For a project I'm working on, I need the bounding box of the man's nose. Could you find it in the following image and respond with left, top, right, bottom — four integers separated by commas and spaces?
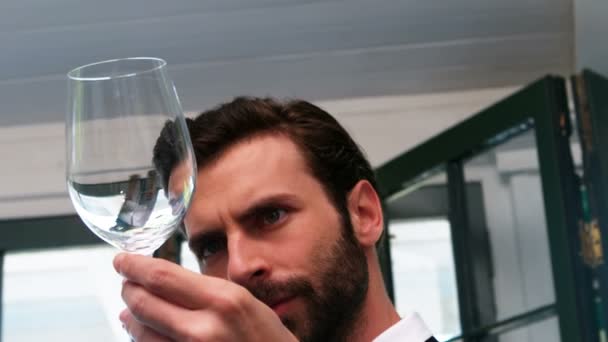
226, 233, 270, 285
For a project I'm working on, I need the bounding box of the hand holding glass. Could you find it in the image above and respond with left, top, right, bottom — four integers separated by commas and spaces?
66, 58, 196, 255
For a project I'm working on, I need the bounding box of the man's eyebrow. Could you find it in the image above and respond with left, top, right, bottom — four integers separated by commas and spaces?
188, 229, 225, 252
187, 193, 300, 250
234, 193, 300, 223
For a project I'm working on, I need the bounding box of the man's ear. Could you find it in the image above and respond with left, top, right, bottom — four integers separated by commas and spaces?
347, 180, 384, 247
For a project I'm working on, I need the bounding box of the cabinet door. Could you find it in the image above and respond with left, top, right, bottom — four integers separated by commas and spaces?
572, 69, 608, 339
377, 76, 590, 342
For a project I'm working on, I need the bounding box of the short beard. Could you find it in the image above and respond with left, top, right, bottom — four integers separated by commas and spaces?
246, 216, 369, 342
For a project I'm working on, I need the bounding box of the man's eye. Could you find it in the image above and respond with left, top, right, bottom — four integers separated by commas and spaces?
200, 238, 226, 260
261, 208, 287, 225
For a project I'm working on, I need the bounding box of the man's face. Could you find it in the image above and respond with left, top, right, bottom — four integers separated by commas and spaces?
184, 134, 368, 341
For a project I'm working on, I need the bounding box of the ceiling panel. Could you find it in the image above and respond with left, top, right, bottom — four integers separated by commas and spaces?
0, 0, 566, 33
0, 32, 570, 126
1, 1, 569, 80
0, 0, 573, 126
0, 0, 332, 32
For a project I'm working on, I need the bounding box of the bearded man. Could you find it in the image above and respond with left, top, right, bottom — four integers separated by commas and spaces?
114, 97, 437, 342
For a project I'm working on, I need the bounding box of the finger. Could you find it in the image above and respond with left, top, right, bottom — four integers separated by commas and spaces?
122, 280, 193, 341
114, 253, 234, 308
121, 309, 174, 342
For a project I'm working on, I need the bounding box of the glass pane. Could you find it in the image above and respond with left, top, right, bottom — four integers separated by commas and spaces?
497, 315, 560, 342
385, 170, 461, 340
3, 246, 129, 342
447, 314, 559, 342
463, 126, 558, 338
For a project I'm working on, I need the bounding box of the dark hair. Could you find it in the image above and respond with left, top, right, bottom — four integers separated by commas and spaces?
153, 97, 378, 233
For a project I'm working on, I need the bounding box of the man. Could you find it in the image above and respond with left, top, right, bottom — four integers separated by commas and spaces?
113, 97, 437, 341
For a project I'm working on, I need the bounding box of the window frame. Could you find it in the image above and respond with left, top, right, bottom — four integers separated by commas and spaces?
376, 76, 590, 341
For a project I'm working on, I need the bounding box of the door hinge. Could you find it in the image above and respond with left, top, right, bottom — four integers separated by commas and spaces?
580, 218, 604, 268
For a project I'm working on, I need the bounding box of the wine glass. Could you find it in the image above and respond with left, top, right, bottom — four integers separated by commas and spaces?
66, 57, 196, 255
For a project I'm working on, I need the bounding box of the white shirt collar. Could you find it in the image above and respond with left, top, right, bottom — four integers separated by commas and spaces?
373, 313, 433, 342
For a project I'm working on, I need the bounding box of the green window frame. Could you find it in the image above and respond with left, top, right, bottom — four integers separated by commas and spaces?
376, 76, 592, 341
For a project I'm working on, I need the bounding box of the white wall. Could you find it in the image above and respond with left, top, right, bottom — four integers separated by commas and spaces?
0, 86, 517, 220
575, 0, 608, 72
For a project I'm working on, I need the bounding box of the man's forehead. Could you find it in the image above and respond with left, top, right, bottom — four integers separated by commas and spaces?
184, 134, 317, 229
201, 134, 309, 178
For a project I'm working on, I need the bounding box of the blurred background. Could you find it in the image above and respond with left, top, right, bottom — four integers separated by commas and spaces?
1, 0, 607, 341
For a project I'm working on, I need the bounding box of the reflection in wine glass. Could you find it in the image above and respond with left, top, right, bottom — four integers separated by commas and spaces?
111, 170, 160, 233
167, 159, 194, 217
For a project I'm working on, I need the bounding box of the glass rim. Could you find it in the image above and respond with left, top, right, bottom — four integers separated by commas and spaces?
67, 57, 167, 81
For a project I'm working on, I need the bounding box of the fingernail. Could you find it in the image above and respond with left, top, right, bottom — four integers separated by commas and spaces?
114, 253, 128, 274
113, 254, 123, 272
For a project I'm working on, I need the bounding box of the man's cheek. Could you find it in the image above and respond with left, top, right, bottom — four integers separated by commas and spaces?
200, 258, 228, 278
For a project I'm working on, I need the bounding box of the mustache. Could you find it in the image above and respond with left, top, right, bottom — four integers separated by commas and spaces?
244, 277, 315, 306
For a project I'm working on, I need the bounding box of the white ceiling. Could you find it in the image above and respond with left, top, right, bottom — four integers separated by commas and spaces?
0, 0, 573, 126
